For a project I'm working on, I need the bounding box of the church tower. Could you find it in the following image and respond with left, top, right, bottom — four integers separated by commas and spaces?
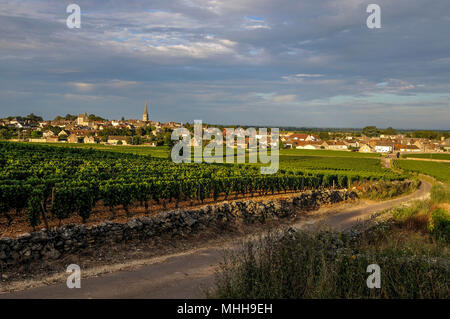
143, 100, 149, 122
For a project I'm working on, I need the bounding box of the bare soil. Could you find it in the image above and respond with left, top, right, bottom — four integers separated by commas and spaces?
0, 189, 329, 238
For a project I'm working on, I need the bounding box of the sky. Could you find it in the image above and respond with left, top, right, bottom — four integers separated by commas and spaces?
0, 0, 449, 129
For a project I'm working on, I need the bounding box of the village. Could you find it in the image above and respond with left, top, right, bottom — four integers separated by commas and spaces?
1, 103, 449, 154
280, 132, 450, 154
0, 103, 180, 147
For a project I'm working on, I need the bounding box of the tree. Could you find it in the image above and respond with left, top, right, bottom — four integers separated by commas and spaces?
133, 136, 143, 145
31, 131, 43, 138
164, 133, 174, 147
98, 127, 133, 137
412, 130, 440, 140
382, 127, 397, 135
88, 114, 106, 121
318, 132, 329, 140
49, 126, 62, 136
362, 126, 380, 137
26, 113, 43, 123
0, 127, 15, 140
136, 127, 145, 137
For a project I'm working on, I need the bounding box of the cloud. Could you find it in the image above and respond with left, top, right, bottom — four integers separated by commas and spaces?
69, 80, 138, 91
70, 82, 95, 91
0, 0, 449, 129
243, 16, 271, 30
272, 94, 297, 103
282, 73, 325, 82
375, 79, 415, 93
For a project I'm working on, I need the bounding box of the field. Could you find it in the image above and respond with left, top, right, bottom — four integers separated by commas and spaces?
394, 160, 450, 182
279, 156, 386, 173
42, 142, 171, 158
401, 153, 450, 161
38, 142, 381, 159
279, 148, 380, 158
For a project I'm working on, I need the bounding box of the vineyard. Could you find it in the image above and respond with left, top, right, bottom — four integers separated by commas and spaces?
0, 142, 404, 230
40, 142, 381, 159
279, 148, 381, 158
279, 155, 386, 173
394, 160, 450, 182
401, 153, 450, 161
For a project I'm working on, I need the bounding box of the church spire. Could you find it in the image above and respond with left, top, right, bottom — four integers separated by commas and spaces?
143, 100, 149, 122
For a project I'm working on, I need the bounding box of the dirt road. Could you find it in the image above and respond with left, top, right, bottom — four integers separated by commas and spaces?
0, 180, 431, 299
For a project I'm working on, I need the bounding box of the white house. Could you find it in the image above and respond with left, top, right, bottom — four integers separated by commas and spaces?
374, 142, 393, 153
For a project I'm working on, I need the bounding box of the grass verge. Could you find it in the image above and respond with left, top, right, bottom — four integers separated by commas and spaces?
209, 184, 450, 299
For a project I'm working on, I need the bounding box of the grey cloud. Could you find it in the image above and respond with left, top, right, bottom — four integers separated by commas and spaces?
0, 0, 449, 129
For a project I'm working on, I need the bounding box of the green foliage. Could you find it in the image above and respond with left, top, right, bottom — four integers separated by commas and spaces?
391, 200, 430, 228
53, 114, 77, 121
359, 180, 420, 200
87, 114, 106, 121
394, 160, 450, 182
210, 228, 449, 299
26, 113, 43, 123
362, 126, 380, 137
280, 148, 380, 158
30, 130, 43, 138
0, 127, 17, 140
280, 156, 387, 173
411, 130, 448, 140
402, 153, 450, 161
27, 188, 43, 228
430, 184, 450, 203
98, 127, 134, 137
74, 186, 95, 223
428, 208, 450, 243
0, 141, 404, 227
381, 127, 397, 135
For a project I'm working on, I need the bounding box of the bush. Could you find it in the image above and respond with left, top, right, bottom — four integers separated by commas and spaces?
358, 180, 420, 200
391, 200, 431, 231
210, 228, 449, 299
428, 208, 450, 243
430, 184, 450, 204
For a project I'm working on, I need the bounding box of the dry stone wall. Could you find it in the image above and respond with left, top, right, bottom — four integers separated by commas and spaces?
0, 189, 356, 268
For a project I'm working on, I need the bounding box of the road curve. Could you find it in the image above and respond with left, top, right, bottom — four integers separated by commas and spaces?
0, 180, 432, 299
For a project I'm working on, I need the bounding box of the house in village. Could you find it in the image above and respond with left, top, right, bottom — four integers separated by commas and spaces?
288, 133, 319, 142
42, 130, 55, 138
326, 141, 348, 151
107, 136, 129, 145
394, 144, 421, 152
67, 134, 82, 144
344, 139, 359, 149
46, 136, 60, 143
29, 138, 46, 143
406, 145, 420, 152
374, 141, 393, 153
84, 136, 100, 144
58, 129, 70, 137
359, 144, 373, 153
294, 141, 323, 150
